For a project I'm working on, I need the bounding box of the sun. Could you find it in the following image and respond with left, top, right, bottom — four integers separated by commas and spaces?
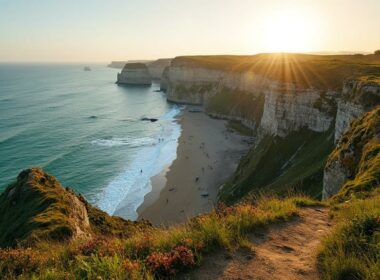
263, 10, 320, 53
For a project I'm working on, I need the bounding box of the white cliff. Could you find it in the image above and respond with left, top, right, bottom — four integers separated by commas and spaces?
163, 60, 336, 137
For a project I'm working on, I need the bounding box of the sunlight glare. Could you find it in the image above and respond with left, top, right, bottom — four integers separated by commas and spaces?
263, 10, 320, 53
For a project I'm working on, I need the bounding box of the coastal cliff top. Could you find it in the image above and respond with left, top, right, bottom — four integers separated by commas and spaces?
122, 62, 149, 70
171, 53, 380, 89
0, 168, 150, 248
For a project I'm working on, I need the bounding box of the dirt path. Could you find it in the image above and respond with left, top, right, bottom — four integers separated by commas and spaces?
181, 207, 332, 280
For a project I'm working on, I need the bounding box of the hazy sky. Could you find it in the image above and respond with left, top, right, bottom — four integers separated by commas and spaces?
1, 0, 379, 62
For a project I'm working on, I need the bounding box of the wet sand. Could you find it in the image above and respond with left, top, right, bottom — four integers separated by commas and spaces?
137, 109, 251, 225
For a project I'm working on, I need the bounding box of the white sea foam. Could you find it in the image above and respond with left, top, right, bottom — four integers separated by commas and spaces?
96, 105, 182, 220
91, 137, 158, 148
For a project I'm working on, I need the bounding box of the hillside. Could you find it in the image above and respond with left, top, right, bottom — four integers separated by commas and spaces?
0, 168, 149, 248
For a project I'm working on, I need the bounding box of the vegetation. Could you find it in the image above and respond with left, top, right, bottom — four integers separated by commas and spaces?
219, 128, 334, 204
328, 106, 380, 203
206, 87, 265, 125
172, 53, 380, 90
318, 107, 380, 280
319, 196, 380, 280
0, 178, 316, 279
0, 168, 149, 248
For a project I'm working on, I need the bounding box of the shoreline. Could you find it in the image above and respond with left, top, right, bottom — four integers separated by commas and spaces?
137, 109, 251, 225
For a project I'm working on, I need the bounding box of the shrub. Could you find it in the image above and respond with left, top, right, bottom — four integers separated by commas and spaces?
146, 245, 195, 276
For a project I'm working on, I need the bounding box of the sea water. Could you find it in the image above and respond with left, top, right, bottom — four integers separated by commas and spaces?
0, 63, 181, 220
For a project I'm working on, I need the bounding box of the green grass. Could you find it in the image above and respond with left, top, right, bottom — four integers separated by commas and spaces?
318, 196, 380, 280
206, 87, 265, 125
328, 106, 380, 203
0, 195, 311, 279
318, 106, 380, 280
0, 168, 149, 248
219, 128, 334, 204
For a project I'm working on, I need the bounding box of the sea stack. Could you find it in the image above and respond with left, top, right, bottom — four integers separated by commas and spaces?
117, 63, 152, 85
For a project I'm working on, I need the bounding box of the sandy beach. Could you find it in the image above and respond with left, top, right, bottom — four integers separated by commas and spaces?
137, 108, 251, 225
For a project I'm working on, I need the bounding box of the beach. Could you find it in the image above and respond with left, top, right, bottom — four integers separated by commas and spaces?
137, 109, 251, 225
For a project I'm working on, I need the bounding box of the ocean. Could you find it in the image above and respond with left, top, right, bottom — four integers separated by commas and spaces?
0, 63, 181, 220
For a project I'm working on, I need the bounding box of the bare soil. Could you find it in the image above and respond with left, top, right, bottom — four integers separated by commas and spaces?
181, 207, 332, 280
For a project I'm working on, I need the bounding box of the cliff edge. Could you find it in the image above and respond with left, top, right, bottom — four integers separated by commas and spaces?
0, 168, 149, 247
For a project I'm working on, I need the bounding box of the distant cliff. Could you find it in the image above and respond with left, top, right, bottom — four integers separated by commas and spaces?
161, 54, 380, 202
117, 63, 152, 85
108, 61, 129, 69
146, 58, 172, 80
108, 60, 153, 69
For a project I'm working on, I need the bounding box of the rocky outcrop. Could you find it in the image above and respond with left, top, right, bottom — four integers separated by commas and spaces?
0, 168, 151, 248
0, 168, 91, 247
334, 80, 380, 142
323, 106, 380, 200
117, 63, 152, 85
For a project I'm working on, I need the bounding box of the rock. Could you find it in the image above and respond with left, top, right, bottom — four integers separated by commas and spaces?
141, 117, 158, 122
117, 63, 152, 85
323, 107, 380, 199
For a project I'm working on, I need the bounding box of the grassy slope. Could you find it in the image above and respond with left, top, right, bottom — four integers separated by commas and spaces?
0, 168, 84, 247
173, 53, 380, 90
219, 128, 334, 204
318, 107, 380, 280
0, 194, 319, 279
0, 168, 149, 248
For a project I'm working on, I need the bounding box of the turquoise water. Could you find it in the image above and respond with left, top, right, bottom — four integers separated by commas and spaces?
0, 64, 181, 219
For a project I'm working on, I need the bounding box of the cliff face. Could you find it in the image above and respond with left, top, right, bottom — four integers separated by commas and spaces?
163, 58, 337, 138
147, 58, 172, 80
162, 55, 380, 202
323, 106, 380, 200
117, 63, 152, 85
334, 79, 380, 142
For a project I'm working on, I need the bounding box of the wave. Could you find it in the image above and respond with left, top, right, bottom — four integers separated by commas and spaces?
96, 105, 182, 219
91, 137, 158, 148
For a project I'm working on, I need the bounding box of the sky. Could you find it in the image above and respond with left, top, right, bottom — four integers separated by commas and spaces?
0, 0, 379, 62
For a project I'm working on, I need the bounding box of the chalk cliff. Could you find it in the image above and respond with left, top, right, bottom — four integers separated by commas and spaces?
146, 58, 172, 80
117, 63, 152, 85
163, 56, 337, 137
160, 54, 380, 201
323, 106, 380, 200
